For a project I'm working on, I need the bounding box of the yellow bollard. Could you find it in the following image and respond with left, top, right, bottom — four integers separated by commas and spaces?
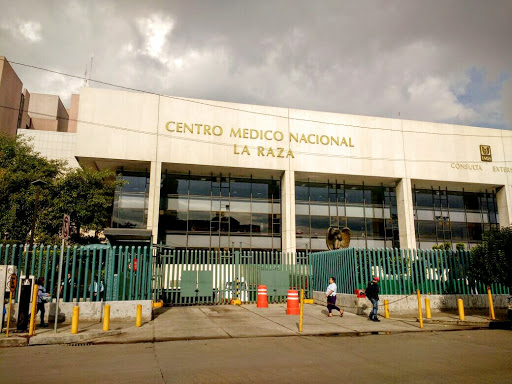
425, 298, 432, 319
5, 291, 13, 338
29, 284, 39, 336
136, 304, 142, 327
103, 304, 110, 331
71, 306, 80, 334
487, 286, 495, 320
416, 289, 423, 329
384, 300, 390, 319
299, 289, 304, 333
457, 299, 465, 321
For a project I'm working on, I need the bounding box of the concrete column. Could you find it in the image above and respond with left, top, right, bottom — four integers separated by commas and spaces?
281, 170, 296, 254
497, 184, 512, 228
147, 161, 162, 243
396, 178, 416, 249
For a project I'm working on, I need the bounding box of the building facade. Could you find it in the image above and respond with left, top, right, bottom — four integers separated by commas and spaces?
70, 87, 512, 252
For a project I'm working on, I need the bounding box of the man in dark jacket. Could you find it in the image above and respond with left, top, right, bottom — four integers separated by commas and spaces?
365, 277, 380, 322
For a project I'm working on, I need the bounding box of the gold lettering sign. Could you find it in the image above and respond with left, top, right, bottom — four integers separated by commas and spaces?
480, 145, 492, 162
450, 163, 482, 171
165, 120, 354, 159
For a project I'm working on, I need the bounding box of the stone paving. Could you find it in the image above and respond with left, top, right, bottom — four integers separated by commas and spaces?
1, 303, 494, 347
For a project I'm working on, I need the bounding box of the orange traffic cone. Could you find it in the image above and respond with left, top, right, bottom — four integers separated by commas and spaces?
257, 285, 268, 308
286, 290, 300, 315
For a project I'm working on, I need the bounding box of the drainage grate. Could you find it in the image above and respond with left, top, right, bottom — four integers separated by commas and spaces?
67, 342, 93, 347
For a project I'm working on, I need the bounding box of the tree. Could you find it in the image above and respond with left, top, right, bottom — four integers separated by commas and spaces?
470, 227, 512, 289
38, 167, 123, 244
0, 133, 123, 244
0, 134, 62, 241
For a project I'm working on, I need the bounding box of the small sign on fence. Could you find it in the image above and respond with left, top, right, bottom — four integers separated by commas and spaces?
61, 214, 70, 239
9, 274, 17, 293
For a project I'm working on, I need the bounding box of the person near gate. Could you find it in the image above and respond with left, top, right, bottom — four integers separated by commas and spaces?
36, 277, 50, 327
60, 273, 77, 302
89, 277, 104, 301
365, 276, 380, 322
325, 277, 344, 317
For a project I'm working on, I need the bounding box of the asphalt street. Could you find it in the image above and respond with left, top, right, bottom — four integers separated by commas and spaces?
1, 329, 511, 383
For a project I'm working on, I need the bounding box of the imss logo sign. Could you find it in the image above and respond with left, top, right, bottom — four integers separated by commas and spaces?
480, 145, 492, 162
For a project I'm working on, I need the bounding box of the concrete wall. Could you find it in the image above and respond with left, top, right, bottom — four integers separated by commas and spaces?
0, 56, 23, 137
8, 300, 153, 324
28, 93, 69, 132
19, 89, 31, 130
17, 129, 80, 168
71, 87, 512, 248
31, 118, 59, 131
67, 94, 80, 133
314, 291, 509, 316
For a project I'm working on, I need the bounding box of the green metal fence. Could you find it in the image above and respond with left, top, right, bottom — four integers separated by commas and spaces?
0, 244, 153, 302
154, 247, 312, 305
311, 248, 509, 295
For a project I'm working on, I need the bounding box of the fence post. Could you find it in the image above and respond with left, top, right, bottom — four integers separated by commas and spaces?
29, 284, 38, 336
70, 247, 77, 302
425, 298, 432, 319
71, 306, 79, 334
103, 304, 110, 331
416, 289, 423, 329
487, 286, 496, 320
299, 288, 304, 332
457, 298, 465, 321
384, 299, 390, 319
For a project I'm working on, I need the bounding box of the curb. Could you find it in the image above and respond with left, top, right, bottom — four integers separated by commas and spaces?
28, 330, 123, 346
0, 337, 29, 348
423, 319, 491, 327
92, 326, 489, 345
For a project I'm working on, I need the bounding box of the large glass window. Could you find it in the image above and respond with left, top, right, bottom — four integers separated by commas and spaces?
112, 170, 150, 229
413, 187, 499, 249
159, 173, 281, 251
295, 180, 399, 251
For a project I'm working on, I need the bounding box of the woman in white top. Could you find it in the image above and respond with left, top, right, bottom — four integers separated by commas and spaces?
325, 277, 344, 317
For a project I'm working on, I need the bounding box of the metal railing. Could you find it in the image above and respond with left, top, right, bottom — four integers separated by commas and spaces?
154, 247, 312, 305
311, 248, 509, 295
0, 244, 153, 302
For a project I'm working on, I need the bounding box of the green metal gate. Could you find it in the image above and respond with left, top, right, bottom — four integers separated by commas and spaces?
153, 247, 312, 305
310, 247, 510, 295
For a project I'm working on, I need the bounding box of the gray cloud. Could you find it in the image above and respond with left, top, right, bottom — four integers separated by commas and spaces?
0, 0, 510, 128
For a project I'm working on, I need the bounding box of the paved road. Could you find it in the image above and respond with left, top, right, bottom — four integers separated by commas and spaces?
1, 330, 511, 383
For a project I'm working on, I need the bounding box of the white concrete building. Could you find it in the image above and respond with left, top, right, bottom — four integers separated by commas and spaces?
69, 87, 512, 252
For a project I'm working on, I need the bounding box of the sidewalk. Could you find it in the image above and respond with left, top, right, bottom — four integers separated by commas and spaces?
95, 303, 490, 344
1, 303, 493, 347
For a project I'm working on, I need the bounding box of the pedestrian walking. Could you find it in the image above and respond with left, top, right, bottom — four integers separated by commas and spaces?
365, 276, 380, 322
36, 277, 50, 327
325, 277, 344, 317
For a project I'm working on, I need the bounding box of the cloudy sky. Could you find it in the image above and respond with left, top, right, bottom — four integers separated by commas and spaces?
1, 0, 511, 129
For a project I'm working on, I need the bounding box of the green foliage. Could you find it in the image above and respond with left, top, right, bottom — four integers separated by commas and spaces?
470, 227, 512, 288
455, 242, 465, 251
432, 242, 451, 251
0, 133, 124, 244
0, 134, 62, 241
38, 167, 122, 243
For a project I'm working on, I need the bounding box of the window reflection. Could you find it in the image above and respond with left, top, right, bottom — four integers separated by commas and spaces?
295, 180, 399, 250
159, 173, 281, 251
112, 170, 149, 229
413, 187, 499, 248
